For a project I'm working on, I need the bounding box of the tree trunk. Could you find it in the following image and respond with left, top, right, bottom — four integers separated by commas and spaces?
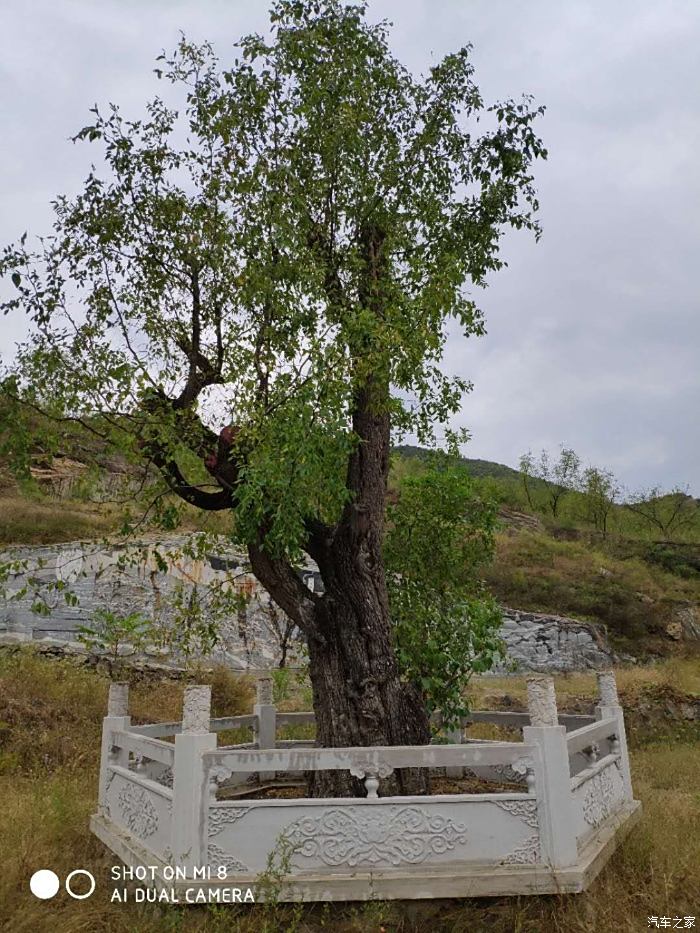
248, 507, 432, 799
304, 529, 431, 798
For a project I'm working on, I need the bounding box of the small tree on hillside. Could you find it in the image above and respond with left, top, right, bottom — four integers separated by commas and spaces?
518, 450, 537, 510
623, 486, 698, 542
519, 445, 580, 517
0, 1, 546, 795
580, 466, 619, 537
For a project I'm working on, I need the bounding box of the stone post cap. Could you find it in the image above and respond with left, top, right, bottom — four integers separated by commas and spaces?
526, 674, 559, 727
256, 674, 274, 706
596, 670, 620, 706
182, 685, 212, 733
107, 681, 129, 717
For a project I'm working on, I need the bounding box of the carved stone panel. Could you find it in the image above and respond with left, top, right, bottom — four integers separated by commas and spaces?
104, 772, 173, 858
284, 806, 467, 867
501, 833, 541, 865
581, 764, 625, 828
117, 783, 159, 839
198, 797, 549, 874
492, 799, 539, 829
207, 843, 249, 874
209, 807, 249, 837
573, 759, 626, 844
207, 806, 250, 875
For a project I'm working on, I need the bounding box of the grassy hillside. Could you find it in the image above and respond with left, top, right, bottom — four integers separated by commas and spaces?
484, 531, 700, 654
393, 444, 524, 482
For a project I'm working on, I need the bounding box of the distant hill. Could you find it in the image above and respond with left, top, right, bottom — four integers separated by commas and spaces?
392, 444, 523, 482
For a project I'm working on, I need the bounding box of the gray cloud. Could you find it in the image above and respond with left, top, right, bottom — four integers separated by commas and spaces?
1, 0, 698, 492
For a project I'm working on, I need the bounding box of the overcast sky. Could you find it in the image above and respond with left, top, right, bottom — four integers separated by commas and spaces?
1, 1, 698, 493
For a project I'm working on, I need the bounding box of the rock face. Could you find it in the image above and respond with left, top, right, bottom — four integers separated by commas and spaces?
1, 536, 614, 673
674, 604, 700, 641
0, 536, 308, 670
495, 608, 613, 673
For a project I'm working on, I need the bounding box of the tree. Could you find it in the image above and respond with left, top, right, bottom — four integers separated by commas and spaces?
77, 609, 153, 679
519, 445, 580, 517
0, 0, 546, 795
580, 466, 619, 537
386, 463, 504, 729
623, 485, 698, 542
263, 599, 300, 669
518, 450, 537, 510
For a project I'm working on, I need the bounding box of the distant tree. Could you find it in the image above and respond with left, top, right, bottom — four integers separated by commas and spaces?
518, 450, 536, 509
623, 486, 698, 541
76, 609, 153, 678
519, 445, 580, 517
263, 599, 299, 669
580, 466, 619, 537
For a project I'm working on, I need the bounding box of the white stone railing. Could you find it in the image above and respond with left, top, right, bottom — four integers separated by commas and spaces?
93, 670, 637, 893
205, 741, 538, 795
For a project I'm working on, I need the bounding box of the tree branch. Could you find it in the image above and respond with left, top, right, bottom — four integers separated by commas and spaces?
247, 535, 318, 635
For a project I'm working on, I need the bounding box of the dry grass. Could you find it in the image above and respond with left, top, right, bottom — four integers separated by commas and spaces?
468, 656, 700, 707
0, 648, 698, 933
0, 490, 234, 547
0, 494, 121, 545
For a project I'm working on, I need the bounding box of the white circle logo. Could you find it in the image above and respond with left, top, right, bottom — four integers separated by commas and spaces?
65, 869, 96, 900
29, 870, 60, 900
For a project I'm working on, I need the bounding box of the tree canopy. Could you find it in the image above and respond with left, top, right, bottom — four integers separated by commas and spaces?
1, 1, 547, 771
2, 0, 546, 562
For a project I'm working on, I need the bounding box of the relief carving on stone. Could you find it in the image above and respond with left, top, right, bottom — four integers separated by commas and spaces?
492, 799, 539, 829
491, 757, 532, 785
209, 807, 250, 837
501, 833, 541, 865
182, 685, 211, 733
596, 671, 619, 706
157, 766, 174, 789
209, 763, 234, 787
526, 676, 558, 726
582, 764, 625, 828
347, 753, 395, 780
207, 843, 249, 873
117, 782, 159, 839
284, 806, 467, 867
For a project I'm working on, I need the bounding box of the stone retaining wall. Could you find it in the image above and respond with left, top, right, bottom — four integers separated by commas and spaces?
1, 537, 614, 672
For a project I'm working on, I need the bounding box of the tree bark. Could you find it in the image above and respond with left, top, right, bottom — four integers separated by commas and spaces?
306, 545, 431, 797
248, 524, 432, 797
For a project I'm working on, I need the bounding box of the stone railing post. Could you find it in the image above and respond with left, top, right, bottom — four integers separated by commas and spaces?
522, 675, 578, 869
595, 670, 633, 800
443, 713, 464, 779
171, 685, 216, 874
98, 682, 131, 814
254, 674, 276, 782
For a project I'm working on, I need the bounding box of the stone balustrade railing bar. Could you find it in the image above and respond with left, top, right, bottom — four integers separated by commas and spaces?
203, 741, 537, 775
130, 708, 597, 739
110, 730, 175, 766
565, 718, 618, 756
